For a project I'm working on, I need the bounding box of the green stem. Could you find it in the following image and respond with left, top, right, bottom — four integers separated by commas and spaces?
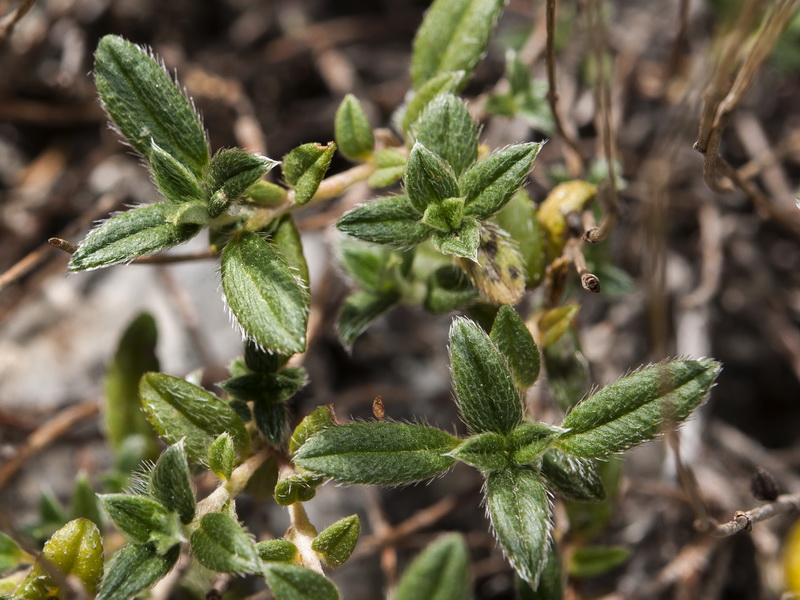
288, 502, 324, 574
194, 446, 271, 521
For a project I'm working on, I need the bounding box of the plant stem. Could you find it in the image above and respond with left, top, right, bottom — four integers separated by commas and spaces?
195, 446, 272, 519
288, 502, 324, 574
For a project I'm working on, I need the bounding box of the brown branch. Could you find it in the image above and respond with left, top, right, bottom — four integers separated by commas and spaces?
0, 0, 37, 39
706, 493, 800, 537
0, 400, 100, 491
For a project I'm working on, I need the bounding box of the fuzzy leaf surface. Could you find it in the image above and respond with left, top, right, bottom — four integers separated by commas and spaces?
207, 149, 278, 217
294, 422, 458, 484
335, 94, 374, 160
337, 195, 431, 248
450, 317, 522, 434
486, 466, 552, 587
98, 543, 180, 600
208, 432, 235, 480
99, 494, 181, 552
461, 143, 542, 220
540, 448, 605, 501
311, 515, 360, 567
257, 540, 298, 563
369, 148, 406, 187
492, 190, 546, 286
139, 372, 249, 463
393, 533, 471, 600
104, 313, 159, 458
289, 406, 334, 456
68, 203, 200, 271
508, 423, 563, 465
273, 472, 324, 506
263, 563, 340, 600
17, 519, 103, 599
410, 0, 505, 89
149, 142, 204, 204
431, 217, 480, 260
415, 94, 477, 177
491, 305, 540, 390
94, 35, 209, 176
558, 360, 721, 457
148, 440, 196, 524
271, 215, 310, 288
406, 143, 460, 213
283, 142, 336, 205
397, 71, 464, 135
448, 431, 508, 472
190, 513, 261, 575
221, 231, 309, 355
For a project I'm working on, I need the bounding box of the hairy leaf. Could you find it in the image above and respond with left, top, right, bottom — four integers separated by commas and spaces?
558, 360, 721, 457
190, 512, 261, 575
311, 515, 360, 567
415, 94, 477, 177
486, 466, 552, 587
258, 540, 298, 563
411, 0, 506, 89
68, 203, 200, 271
98, 543, 180, 600
491, 305, 540, 390
289, 406, 334, 457
148, 440, 196, 524
94, 35, 209, 176
448, 431, 508, 472
492, 189, 546, 286
294, 422, 458, 485
508, 423, 563, 466
263, 563, 340, 600
449, 317, 522, 434
149, 142, 204, 204
337, 195, 432, 247
335, 94, 374, 160
396, 71, 464, 136
540, 449, 605, 501
461, 143, 542, 221
431, 217, 480, 260
273, 472, 325, 506
139, 372, 249, 463
283, 142, 336, 205
99, 494, 181, 553
208, 432, 235, 480
406, 143, 460, 213
221, 231, 309, 355
207, 149, 278, 217
368, 148, 406, 188
271, 215, 310, 288
393, 533, 471, 600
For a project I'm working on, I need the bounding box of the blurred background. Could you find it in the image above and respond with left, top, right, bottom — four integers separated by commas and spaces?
2, 0, 800, 598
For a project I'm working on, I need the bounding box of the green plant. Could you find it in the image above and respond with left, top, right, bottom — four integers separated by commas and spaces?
2, 1, 722, 599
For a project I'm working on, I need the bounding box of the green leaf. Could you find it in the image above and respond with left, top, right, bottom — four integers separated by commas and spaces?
432, 217, 480, 260
94, 35, 209, 176
415, 94, 477, 177
396, 71, 464, 136
461, 143, 542, 221
263, 563, 340, 600
422, 197, 465, 233
449, 317, 522, 434
335, 94, 374, 161
208, 432, 235, 480
165, 199, 209, 227
273, 472, 325, 506
148, 440, 196, 524
339, 239, 410, 292
257, 540, 298, 563
516, 545, 563, 600
99, 494, 182, 553
338, 289, 401, 348
540, 449, 605, 501
447, 431, 508, 472
221, 231, 309, 355
311, 515, 360, 567
294, 422, 458, 485
491, 305, 540, 390
289, 406, 334, 457
406, 143, 460, 213
557, 360, 721, 458
207, 149, 278, 217
104, 313, 159, 459
17, 519, 103, 599
492, 189, 546, 286
568, 546, 630, 578
508, 423, 563, 465
271, 215, 310, 289
98, 543, 180, 600
337, 195, 432, 247
542, 330, 591, 413
0, 532, 32, 572
565, 457, 623, 541
283, 142, 336, 205
68, 203, 200, 271
243, 339, 289, 374
190, 512, 261, 575
254, 395, 289, 446
486, 466, 552, 587
410, 0, 506, 90
458, 221, 526, 305
394, 533, 471, 600
149, 142, 204, 204
425, 265, 479, 313
139, 372, 249, 463
246, 180, 288, 206
368, 148, 406, 188
538, 304, 579, 349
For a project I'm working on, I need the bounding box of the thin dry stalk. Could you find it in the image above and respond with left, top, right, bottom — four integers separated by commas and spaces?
707, 493, 800, 537
0, 0, 36, 38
